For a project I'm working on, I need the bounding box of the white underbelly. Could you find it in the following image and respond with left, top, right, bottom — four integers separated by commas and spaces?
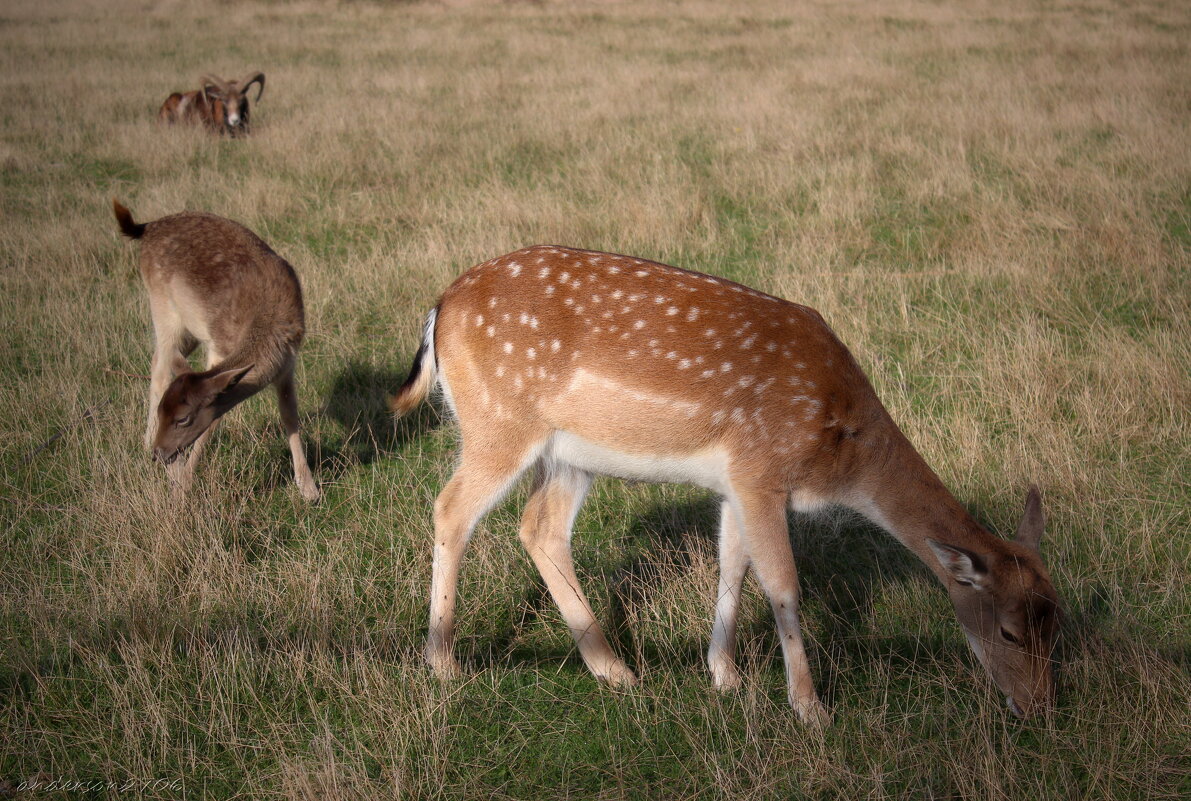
544, 430, 730, 494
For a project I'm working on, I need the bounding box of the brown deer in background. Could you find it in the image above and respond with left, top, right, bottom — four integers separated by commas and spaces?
392, 245, 1059, 725
158, 72, 265, 136
113, 200, 319, 502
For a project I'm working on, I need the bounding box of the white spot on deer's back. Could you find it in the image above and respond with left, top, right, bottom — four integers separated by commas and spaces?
508, 263, 522, 277
503, 342, 513, 354
475, 314, 484, 326
754, 377, 776, 394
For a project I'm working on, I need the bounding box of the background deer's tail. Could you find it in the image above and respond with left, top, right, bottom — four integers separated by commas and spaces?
112, 199, 146, 239
390, 306, 439, 417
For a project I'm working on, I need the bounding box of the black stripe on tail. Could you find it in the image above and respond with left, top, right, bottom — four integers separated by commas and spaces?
112, 199, 146, 239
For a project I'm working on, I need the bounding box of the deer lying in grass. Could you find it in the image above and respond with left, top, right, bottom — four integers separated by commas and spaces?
113, 200, 320, 502
158, 72, 265, 136
392, 246, 1059, 725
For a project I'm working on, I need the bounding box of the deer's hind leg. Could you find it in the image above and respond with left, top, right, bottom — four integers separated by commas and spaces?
426, 425, 546, 680
274, 361, 320, 502
518, 461, 636, 687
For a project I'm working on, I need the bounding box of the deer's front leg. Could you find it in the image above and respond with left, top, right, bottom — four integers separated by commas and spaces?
709, 498, 749, 690
731, 488, 829, 727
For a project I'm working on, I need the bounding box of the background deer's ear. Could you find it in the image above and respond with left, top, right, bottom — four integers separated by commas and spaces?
200, 365, 252, 401
1015, 485, 1045, 552
926, 539, 989, 588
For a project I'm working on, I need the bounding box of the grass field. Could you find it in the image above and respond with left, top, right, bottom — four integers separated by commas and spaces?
1, 0, 1188, 798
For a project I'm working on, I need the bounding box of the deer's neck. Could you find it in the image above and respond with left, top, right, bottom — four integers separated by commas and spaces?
854, 430, 996, 583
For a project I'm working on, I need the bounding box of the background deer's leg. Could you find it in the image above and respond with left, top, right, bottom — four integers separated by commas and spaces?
274, 363, 320, 502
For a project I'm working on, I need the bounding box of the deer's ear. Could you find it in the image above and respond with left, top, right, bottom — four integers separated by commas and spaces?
1015, 485, 1045, 552
199, 365, 252, 401
927, 539, 989, 589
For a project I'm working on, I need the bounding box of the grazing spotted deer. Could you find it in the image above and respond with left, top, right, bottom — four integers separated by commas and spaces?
392, 246, 1059, 725
113, 200, 320, 502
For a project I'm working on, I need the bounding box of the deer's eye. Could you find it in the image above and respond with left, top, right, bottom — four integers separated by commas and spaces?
175, 413, 193, 427
999, 626, 1023, 646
